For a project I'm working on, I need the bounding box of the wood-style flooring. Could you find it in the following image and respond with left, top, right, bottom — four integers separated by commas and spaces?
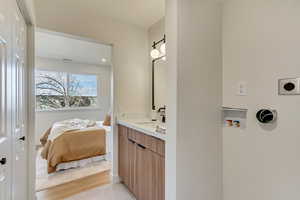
36, 171, 111, 200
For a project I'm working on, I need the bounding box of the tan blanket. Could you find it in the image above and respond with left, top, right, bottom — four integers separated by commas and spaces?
40, 127, 106, 173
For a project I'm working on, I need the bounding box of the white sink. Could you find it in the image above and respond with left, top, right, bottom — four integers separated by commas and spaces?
135, 121, 157, 128
135, 121, 156, 125
135, 121, 166, 134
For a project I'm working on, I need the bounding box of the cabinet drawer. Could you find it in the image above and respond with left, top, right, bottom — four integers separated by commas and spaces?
146, 136, 157, 152
135, 130, 147, 147
118, 125, 128, 137
146, 136, 165, 157
128, 128, 136, 141
122, 126, 165, 156
157, 139, 165, 157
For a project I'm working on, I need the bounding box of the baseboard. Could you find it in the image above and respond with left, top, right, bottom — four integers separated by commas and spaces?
105, 152, 112, 161
112, 174, 121, 184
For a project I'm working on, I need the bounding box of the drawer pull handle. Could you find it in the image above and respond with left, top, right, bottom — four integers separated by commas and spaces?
128, 139, 135, 144
137, 144, 146, 149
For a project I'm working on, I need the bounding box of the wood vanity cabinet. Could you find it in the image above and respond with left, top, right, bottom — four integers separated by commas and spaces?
135, 142, 148, 200
118, 125, 129, 186
118, 125, 165, 200
128, 135, 136, 192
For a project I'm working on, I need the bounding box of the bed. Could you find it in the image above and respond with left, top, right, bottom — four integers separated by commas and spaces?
40, 119, 111, 173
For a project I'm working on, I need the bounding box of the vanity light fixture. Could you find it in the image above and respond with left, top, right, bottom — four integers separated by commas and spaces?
150, 34, 166, 59
150, 49, 160, 59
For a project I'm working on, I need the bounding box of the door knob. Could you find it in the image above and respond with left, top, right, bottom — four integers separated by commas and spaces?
0, 158, 6, 165
19, 136, 25, 141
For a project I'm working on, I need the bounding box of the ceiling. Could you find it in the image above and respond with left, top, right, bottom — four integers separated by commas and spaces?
34, 0, 165, 29
35, 31, 112, 65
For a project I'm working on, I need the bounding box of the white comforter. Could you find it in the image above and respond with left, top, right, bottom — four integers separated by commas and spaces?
48, 119, 96, 141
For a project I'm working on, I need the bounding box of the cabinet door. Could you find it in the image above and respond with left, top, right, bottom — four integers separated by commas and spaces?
157, 155, 165, 200
128, 138, 136, 193
118, 126, 129, 186
148, 152, 165, 200
135, 143, 149, 200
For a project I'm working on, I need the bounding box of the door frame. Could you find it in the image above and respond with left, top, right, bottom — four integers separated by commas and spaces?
16, 0, 35, 200
30, 28, 116, 198
18, 2, 118, 199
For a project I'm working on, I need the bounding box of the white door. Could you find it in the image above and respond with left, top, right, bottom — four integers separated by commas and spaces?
0, 0, 13, 199
0, 0, 28, 199
11, 5, 28, 200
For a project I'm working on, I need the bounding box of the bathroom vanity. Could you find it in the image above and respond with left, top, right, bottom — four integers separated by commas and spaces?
118, 120, 165, 200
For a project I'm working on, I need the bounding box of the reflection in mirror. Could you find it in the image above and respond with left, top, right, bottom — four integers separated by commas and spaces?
154, 57, 167, 110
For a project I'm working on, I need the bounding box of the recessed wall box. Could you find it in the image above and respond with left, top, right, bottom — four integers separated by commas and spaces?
278, 78, 300, 95
222, 107, 247, 129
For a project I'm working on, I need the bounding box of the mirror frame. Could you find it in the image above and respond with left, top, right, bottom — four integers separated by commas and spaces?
152, 55, 165, 111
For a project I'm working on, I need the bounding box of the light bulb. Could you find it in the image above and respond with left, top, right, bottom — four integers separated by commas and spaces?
160, 43, 166, 55
162, 56, 166, 61
101, 58, 107, 63
150, 49, 160, 59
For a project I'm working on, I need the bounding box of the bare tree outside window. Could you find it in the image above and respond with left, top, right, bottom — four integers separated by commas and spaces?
36, 70, 98, 110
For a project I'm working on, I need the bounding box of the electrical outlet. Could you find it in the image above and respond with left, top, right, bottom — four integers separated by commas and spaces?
279, 78, 300, 95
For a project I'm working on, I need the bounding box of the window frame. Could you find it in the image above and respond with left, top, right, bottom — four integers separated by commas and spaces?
35, 69, 102, 112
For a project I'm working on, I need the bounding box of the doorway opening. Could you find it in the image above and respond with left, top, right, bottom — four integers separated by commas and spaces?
33, 29, 114, 199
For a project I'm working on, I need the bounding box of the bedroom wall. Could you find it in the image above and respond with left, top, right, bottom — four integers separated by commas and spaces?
35, 57, 111, 145
223, 1, 300, 200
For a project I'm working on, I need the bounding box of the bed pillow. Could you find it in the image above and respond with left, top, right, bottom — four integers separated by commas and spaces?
103, 114, 111, 126
40, 127, 51, 146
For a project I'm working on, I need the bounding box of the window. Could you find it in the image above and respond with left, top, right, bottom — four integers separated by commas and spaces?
35, 70, 98, 111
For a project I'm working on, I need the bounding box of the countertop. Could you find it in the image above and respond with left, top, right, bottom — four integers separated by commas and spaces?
117, 119, 166, 141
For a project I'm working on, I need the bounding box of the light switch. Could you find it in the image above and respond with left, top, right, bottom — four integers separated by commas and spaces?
237, 82, 247, 96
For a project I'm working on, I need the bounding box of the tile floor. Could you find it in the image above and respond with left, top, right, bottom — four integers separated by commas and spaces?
65, 184, 135, 200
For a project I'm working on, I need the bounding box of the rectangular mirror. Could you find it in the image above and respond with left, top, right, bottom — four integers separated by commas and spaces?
153, 57, 167, 110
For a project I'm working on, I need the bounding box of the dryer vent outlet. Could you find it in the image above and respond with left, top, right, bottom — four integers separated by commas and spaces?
256, 109, 277, 124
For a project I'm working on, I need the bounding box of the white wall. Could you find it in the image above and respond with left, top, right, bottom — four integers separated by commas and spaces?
166, 0, 223, 200
223, 1, 300, 200
148, 18, 165, 49
148, 19, 167, 109
35, 57, 111, 145
165, 0, 178, 199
